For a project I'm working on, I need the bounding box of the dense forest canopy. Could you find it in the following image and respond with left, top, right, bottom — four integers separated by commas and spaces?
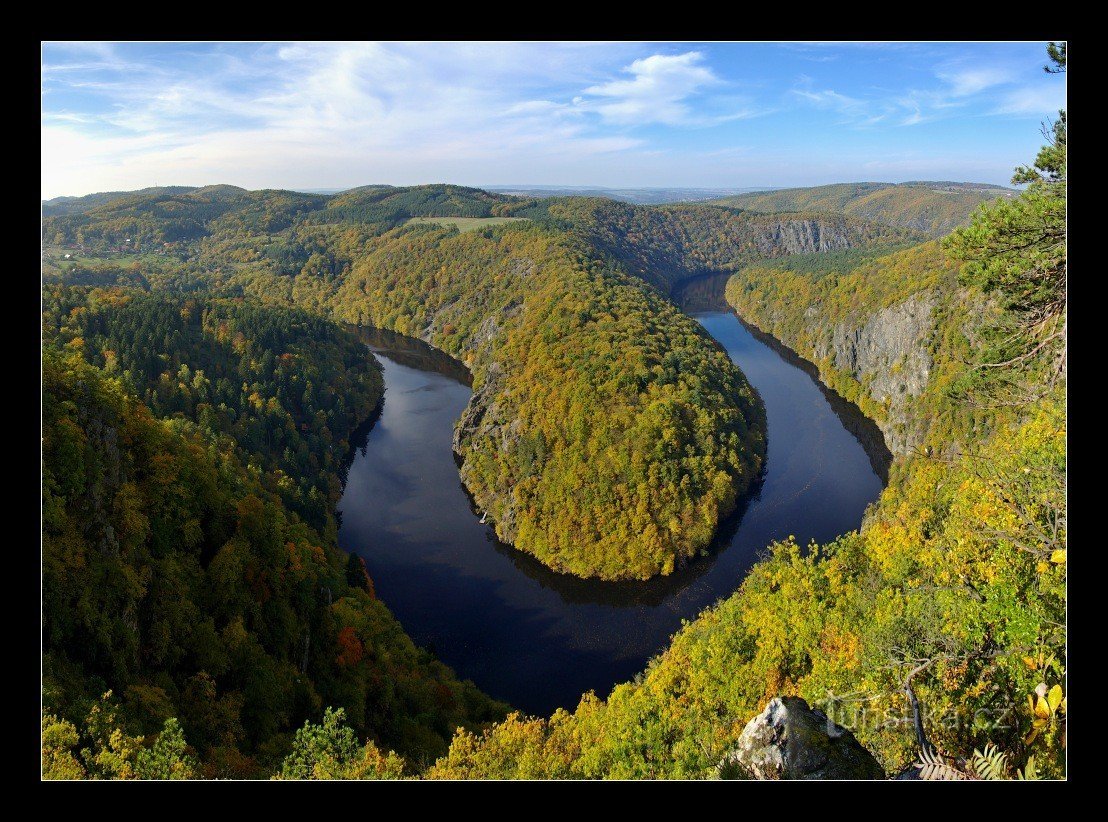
42, 337, 507, 778
42, 289, 381, 539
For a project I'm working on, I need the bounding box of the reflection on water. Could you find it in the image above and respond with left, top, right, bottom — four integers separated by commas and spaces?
338, 310, 886, 715
354, 326, 472, 386
673, 273, 892, 481
673, 270, 733, 313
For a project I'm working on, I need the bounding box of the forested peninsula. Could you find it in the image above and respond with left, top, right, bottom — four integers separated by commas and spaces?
43, 184, 916, 580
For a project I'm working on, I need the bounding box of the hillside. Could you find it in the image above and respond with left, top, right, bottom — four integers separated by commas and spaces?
709, 182, 1015, 237
416, 122, 1068, 780
42, 186, 199, 217
42, 184, 911, 581
526, 196, 921, 292
725, 241, 980, 455
41, 149, 1066, 778
484, 186, 769, 205
41, 298, 508, 777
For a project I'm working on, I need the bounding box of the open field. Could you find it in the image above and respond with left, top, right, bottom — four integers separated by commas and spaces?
405, 216, 528, 232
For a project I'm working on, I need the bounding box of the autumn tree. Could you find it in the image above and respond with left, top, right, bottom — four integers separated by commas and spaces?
943, 44, 1067, 393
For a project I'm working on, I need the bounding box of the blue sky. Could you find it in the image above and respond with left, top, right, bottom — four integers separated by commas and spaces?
41, 41, 1066, 199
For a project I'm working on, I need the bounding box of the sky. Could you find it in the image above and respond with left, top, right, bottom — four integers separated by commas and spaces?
40, 41, 1067, 199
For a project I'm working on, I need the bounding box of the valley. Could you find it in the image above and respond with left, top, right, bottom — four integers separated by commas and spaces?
40, 39, 1066, 780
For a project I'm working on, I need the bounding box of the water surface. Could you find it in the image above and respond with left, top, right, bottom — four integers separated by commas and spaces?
338, 307, 885, 715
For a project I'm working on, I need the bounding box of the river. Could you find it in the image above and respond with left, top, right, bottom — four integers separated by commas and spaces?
337, 292, 886, 716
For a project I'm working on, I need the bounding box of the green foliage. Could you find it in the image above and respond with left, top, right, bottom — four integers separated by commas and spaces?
736, 242, 918, 279
523, 195, 916, 292
277, 707, 406, 779
42, 187, 780, 580
726, 241, 991, 452
321, 222, 765, 579
79, 692, 142, 778
971, 743, 1009, 780
422, 91, 1066, 779
915, 747, 970, 780
42, 287, 382, 538
1045, 42, 1066, 73
135, 719, 198, 779
42, 129, 1065, 782
404, 216, 528, 232
429, 396, 1066, 779
42, 714, 87, 779
42, 344, 505, 778
44, 693, 197, 780
43, 186, 199, 217
707, 182, 1013, 237
944, 113, 1067, 390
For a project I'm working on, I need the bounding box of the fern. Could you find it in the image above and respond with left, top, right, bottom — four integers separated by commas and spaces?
916, 747, 972, 781
971, 744, 1010, 780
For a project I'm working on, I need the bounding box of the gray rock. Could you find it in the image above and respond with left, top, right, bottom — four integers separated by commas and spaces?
736, 290, 940, 457
812, 292, 937, 455
721, 697, 885, 780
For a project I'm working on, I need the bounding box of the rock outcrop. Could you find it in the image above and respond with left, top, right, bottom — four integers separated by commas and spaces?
718, 697, 885, 780
815, 292, 936, 455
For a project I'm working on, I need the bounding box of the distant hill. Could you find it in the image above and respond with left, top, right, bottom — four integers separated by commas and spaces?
484, 185, 774, 206
41, 183, 520, 250
42, 186, 198, 217
707, 182, 1016, 237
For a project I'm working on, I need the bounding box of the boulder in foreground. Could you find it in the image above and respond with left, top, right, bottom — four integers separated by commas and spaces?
719, 696, 885, 780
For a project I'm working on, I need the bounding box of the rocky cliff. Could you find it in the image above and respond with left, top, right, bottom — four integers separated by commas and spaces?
544, 197, 922, 293
815, 292, 937, 455
724, 242, 980, 458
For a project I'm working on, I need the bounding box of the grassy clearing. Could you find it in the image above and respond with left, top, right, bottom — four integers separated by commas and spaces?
405, 216, 528, 232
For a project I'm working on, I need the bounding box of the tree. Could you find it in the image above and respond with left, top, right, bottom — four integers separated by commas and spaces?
943, 45, 1067, 391
135, 719, 199, 780
42, 715, 87, 780
1045, 42, 1066, 73
276, 708, 405, 780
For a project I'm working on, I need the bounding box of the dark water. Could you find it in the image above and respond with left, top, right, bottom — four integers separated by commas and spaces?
338, 305, 886, 716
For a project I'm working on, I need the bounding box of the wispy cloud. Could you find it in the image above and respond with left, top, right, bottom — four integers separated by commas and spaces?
40, 41, 1067, 197
791, 77, 889, 126
992, 85, 1067, 116
792, 55, 1064, 129
937, 65, 1015, 97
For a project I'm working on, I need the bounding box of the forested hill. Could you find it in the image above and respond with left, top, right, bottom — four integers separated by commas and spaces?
42, 183, 520, 249
41, 133, 1065, 778
42, 186, 199, 217
38, 182, 968, 585
42, 180, 932, 581
707, 182, 1015, 237
525, 196, 920, 293
42, 295, 508, 778
40, 181, 938, 581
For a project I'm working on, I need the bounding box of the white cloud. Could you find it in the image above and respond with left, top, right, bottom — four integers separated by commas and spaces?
577, 51, 721, 126
791, 79, 887, 126
937, 66, 1015, 97
42, 43, 668, 197
42, 44, 766, 197
792, 58, 1063, 130
992, 84, 1067, 116
40, 42, 1063, 197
